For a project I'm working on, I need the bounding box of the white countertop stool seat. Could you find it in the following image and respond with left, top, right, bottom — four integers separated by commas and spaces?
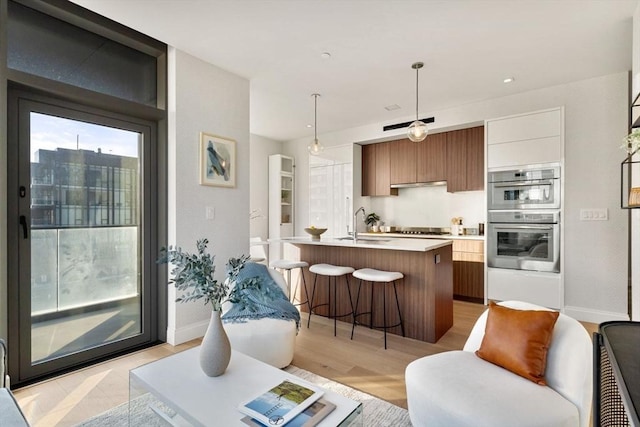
307, 263, 356, 336
351, 268, 405, 349
270, 259, 310, 311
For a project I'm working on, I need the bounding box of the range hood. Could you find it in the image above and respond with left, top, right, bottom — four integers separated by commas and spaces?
390, 180, 447, 189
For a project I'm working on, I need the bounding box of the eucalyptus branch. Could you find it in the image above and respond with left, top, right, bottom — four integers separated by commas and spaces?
158, 239, 255, 312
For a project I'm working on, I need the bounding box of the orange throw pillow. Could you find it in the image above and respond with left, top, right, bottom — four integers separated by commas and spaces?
475, 301, 559, 385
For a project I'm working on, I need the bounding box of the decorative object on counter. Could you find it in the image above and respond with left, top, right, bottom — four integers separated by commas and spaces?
479, 223, 485, 236
304, 226, 327, 241
365, 212, 380, 231
463, 227, 479, 236
450, 217, 463, 236
158, 239, 257, 376
308, 93, 324, 155
407, 62, 428, 142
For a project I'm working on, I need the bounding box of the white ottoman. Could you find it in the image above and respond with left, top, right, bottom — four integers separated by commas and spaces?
222, 268, 297, 368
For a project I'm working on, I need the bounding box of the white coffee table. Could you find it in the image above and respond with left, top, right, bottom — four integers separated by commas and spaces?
129, 347, 362, 426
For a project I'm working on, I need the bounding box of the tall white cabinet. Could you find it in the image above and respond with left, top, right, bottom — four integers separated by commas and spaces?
485, 107, 565, 310
269, 155, 295, 262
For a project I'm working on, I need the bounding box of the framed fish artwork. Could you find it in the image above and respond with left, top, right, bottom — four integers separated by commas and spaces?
199, 132, 236, 187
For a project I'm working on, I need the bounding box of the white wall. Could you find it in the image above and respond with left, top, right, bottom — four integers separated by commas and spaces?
249, 134, 282, 241
167, 48, 250, 344
282, 72, 629, 323
366, 186, 485, 230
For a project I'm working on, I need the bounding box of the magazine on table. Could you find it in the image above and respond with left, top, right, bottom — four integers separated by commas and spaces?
238, 379, 324, 426
240, 398, 336, 427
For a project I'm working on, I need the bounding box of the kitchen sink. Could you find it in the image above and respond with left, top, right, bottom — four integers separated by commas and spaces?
337, 236, 391, 243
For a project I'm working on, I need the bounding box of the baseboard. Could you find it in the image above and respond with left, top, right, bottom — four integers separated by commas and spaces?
166, 319, 208, 345
564, 305, 629, 324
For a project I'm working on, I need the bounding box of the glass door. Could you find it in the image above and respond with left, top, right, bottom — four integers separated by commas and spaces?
9, 91, 155, 383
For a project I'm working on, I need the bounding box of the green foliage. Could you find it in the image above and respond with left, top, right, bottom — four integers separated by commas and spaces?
365, 212, 380, 226
158, 238, 255, 311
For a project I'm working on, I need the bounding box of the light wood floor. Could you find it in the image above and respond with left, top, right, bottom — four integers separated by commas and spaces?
13, 301, 598, 426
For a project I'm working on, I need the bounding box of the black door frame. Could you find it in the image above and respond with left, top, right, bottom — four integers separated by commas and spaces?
7, 86, 161, 385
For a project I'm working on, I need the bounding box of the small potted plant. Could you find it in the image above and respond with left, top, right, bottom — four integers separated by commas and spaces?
622, 129, 640, 156
365, 212, 380, 232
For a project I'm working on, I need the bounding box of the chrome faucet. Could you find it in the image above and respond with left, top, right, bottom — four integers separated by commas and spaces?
353, 207, 366, 240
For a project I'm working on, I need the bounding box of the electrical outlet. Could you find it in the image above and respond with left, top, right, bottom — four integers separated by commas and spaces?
206, 206, 215, 220
580, 208, 608, 221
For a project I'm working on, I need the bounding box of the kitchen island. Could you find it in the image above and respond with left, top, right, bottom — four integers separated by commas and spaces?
281, 237, 453, 343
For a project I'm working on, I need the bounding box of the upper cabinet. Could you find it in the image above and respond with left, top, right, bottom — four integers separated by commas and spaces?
361, 125, 484, 195
446, 126, 484, 192
417, 132, 447, 183
390, 138, 417, 185
362, 142, 398, 196
486, 108, 563, 168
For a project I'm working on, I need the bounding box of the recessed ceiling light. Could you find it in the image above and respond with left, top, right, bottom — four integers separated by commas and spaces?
306, 124, 313, 128
503, 77, 515, 84
385, 104, 401, 111
321, 52, 331, 60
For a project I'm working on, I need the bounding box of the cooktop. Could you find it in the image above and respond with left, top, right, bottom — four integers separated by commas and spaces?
395, 227, 451, 236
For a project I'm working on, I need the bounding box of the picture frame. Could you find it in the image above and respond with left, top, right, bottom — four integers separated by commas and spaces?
199, 132, 236, 188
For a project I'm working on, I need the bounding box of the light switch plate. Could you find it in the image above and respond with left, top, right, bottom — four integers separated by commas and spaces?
580, 208, 608, 221
206, 206, 215, 220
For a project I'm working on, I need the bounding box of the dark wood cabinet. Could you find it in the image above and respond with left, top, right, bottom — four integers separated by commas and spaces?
362, 144, 376, 196
465, 126, 484, 191
446, 126, 484, 192
390, 138, 416, 185
417, 131, 447, 183
362, 125, 483, 195
452, 240, 484, 303
361, 142, 398, 196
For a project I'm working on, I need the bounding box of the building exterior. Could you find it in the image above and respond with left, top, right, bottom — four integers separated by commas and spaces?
30, 148, 138, 228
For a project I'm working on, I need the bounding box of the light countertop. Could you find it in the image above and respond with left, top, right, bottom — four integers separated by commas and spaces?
278, 236, 452, 252
359, 232, 485, 241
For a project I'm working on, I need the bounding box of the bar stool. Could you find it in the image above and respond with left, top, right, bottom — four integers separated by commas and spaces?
307, 263, 355, 336
269, 259, 310, 311
351, 268, 405, 349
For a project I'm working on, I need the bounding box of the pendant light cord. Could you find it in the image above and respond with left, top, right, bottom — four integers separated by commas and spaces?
314, 94, 318, 141
415, 66, 419, 121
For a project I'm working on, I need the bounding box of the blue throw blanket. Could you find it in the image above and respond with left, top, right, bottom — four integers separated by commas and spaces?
222, 262, 300, 329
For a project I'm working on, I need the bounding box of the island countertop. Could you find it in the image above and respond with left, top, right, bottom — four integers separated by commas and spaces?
278, 236, 452, 252
280, 236, 454, 343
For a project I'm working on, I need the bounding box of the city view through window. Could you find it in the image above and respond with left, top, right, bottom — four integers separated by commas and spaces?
30, 112, 141, 318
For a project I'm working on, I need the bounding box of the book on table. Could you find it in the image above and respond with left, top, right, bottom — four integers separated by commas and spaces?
238, 379, 324, 426
240, 398, 336, 427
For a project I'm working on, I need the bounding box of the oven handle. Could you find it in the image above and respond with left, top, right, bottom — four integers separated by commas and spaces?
492, 180, 553, 188
492, 224, 555, 230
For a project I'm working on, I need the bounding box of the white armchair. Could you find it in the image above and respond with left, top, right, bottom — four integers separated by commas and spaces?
222, 268, 296, 368
405, 301, 592, 427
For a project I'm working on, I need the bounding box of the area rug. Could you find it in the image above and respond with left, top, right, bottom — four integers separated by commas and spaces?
75, 366, 411, 426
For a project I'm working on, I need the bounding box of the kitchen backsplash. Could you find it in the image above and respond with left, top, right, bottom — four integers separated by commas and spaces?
365, 185, 485, 229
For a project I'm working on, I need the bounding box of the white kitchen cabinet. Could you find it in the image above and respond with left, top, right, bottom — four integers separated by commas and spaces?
269, 154, 294, 261
487, 267, 562, 309
486, 108, 564, 168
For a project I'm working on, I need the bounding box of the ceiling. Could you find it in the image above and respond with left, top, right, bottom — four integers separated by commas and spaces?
71, 0, 638, 142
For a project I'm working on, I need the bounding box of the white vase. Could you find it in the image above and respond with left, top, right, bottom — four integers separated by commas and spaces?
199, 310, 231, 377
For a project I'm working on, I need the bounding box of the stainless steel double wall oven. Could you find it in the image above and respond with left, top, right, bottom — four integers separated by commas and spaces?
487, 164, 561, 273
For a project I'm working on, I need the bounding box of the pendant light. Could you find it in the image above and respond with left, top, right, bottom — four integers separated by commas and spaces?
308, 93, 324, 155
407, 62, 428, 142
